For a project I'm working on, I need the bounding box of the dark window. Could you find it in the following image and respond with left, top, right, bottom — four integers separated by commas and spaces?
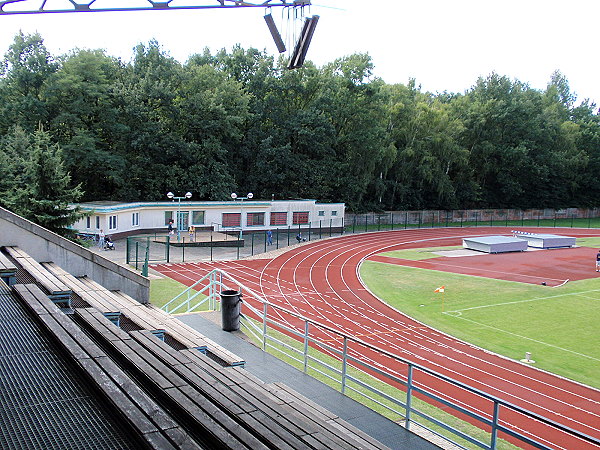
270, 212, 287, 225
293, 212, 309, 225
223, 213, 241, 227
247, 212, 265, 226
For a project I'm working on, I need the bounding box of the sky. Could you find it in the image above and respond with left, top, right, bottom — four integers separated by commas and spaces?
0, 0, 598, 104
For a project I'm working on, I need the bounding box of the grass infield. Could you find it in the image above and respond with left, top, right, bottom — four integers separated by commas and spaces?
361, 245, 600, 389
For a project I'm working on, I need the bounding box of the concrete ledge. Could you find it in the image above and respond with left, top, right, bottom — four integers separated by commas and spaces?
0, 207, 149, 303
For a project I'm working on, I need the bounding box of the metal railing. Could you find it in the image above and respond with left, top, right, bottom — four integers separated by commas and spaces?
162, 269, 600, 450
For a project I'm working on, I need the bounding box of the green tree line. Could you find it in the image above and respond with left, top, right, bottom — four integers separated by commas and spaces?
1, 32, 599, 220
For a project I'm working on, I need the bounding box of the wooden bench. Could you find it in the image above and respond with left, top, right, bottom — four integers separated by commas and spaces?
5, 247, 71, 307
0, 250, 17, 286
73, 308, 270, 449
11, 283, 201, 450
76, 276, 245, 367
42, 262, 121, 326
132, 330, 388, 449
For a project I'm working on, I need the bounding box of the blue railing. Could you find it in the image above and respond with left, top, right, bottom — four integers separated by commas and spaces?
163, 269, 600, 449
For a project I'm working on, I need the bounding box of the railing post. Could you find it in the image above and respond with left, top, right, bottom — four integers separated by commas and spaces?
490, 401, 500, 449
303, 321, 310, 373
166, 235, 170, 263
405, 364, 414, 430
262, 302, 268, 351
341, 337, 348, 394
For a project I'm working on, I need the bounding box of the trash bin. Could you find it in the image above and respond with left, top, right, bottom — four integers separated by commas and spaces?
220, 290, 242, 331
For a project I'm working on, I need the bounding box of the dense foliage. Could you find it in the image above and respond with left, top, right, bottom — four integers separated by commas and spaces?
1, 32, 599, 214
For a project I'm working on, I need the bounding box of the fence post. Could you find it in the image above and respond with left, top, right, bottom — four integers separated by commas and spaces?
276, 228, 279, 249
237, 234, 240, 259
341, 217, 344, 235
142, 246, 149, 277
418, 213, 421, 229
521, 210, 524, 227
475, 211, 478, 227
262, 303, 268, 351
210, 234, 213, 261
341, 337, 348, 395
588, 209, 592, 228
404, 212, 408, 229
537, 212, 541, 227
308, 223, 312, 240
431, 212, 434, 228
378, 215, 381, 231
391, 212, 394, 230
126, 237, 131, 264
352, 215, 356, 234
320, 220, 323, 239
251, 233, 254, 256
287, 226, 290, 246
303, 321, 310, 373
364, 214, 368, 233
135, 242, 139, 270
166, 235, 170, 263
182, 237, 185, 262
571, 214, 574, 228
490, 401, 500, 450
329, 219, 333, 237
406, 364, 414, 431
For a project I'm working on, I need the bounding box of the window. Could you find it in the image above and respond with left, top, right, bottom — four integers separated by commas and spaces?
132, 212, 139, 227
86, 216, 91, 229
331, 211, 338, 216
192, 211, 205, 225
293, 211, 309, 225
223, 213, 241, 227
318, 211, 325, 217
108, 215, 118, 230
270, 212, 287, 226
95, 216, 100, 229
247, 212, 265, 226
164, 211, 173, 225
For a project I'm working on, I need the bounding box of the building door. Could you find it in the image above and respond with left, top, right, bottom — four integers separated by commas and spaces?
177, 211, 189, 232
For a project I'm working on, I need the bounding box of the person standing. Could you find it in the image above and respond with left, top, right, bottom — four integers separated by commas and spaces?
167, 219, 174, 236
596, 249, 600, 272
267, 229, 273, 246
98, 229, 105, 249
188, 225, 195, 242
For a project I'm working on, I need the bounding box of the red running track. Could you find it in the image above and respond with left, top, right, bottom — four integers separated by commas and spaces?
154, 227, 600, 449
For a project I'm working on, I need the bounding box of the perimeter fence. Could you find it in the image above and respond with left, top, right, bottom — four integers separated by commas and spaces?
126, 207, 600, 270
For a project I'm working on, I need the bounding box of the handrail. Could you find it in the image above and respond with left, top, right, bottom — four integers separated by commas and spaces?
164, 268, 600, 449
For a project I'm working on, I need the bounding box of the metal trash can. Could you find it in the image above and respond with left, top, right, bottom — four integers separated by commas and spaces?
220, 290, 242, 331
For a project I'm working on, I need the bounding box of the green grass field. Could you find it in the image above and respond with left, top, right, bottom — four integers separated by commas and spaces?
361, 243, 600, 389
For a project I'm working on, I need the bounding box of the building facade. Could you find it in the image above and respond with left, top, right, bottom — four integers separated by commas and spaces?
72, 199, 345, 239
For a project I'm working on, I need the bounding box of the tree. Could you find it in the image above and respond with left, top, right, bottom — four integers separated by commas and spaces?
16, 128, 84, 237
0, 32, 58, 133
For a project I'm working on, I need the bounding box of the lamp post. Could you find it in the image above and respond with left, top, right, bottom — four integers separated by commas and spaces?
167, 191, 192, 241
231, 192, 253, 239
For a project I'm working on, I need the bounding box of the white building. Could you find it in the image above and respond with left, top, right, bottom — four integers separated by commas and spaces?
72, 199, 345, 238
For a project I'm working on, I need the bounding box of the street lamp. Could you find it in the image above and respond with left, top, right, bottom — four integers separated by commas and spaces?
231, 192, 253, 238
167, 191, 192, 241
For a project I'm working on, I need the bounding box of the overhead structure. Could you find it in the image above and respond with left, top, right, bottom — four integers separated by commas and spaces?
0, 0, 310, 15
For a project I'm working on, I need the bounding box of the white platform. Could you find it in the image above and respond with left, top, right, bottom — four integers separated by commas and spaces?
513, 233, 576, 249
463, 236, 528, 254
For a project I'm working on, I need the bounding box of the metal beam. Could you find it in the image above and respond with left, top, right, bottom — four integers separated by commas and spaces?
0, 0, 310, 15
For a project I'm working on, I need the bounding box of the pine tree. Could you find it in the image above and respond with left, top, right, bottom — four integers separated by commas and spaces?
18, 128, 85, 237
